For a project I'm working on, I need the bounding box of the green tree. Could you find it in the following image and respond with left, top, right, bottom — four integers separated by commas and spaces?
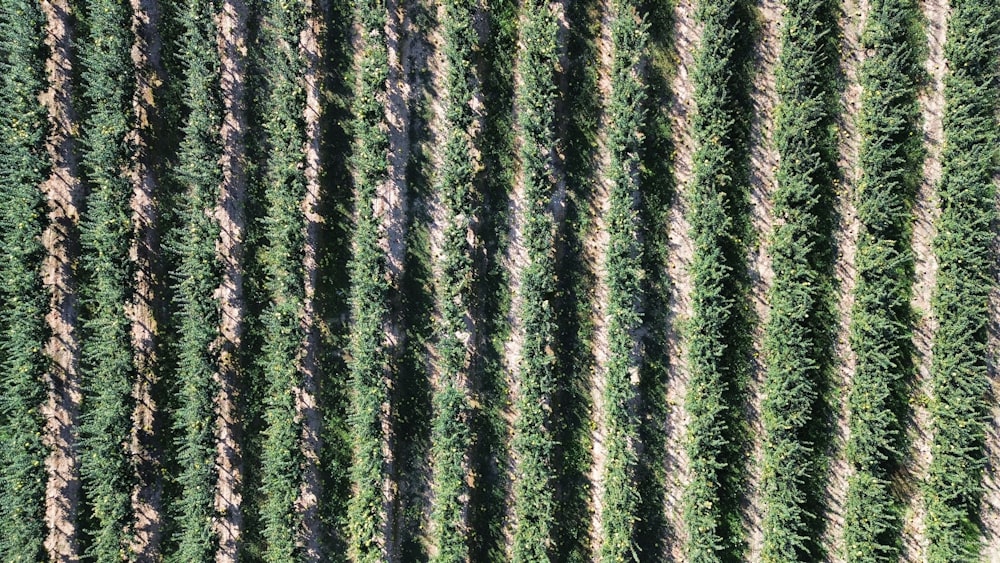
168, 0, 224, 559
843, 0, 923, 560
760, 0, 840, 559
77, 0, 138, 558
925, 1, 999, 560
0, 1, 50, 559
683, 0, 754, 559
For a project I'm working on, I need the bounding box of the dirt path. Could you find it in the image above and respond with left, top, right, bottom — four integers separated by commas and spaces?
823, 0, 867, 559
664, 0, 699, 558
127, 0, 166, 558
901, 0, 946, 559
295, 2, 324, 559
984, 258, 1000, 560
744, 0, 782, 557
585, 0, 615, 552
213, 0, 249, 559
379, 0, 413, 557
39, 1, 83, 559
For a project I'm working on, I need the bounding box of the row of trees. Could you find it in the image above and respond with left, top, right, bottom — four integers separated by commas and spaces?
509, 0, 561, 560
761, 0, 840, 559
426, 1, 482, 560
594, 1, 647, 560
925, 1, 999, 560
843, 0, 923, 560
0, 1, 50, 559
683, 0, 754, 559
345, 0, 392, 561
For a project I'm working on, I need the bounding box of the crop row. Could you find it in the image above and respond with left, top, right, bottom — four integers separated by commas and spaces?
595, 1, 648, 560
508, 1, 561, 561
925, 2, 999, 560
761, 0, 841, 559
683, 0, 755, 559
427, 1, 481, 560
843, 0, 924, 560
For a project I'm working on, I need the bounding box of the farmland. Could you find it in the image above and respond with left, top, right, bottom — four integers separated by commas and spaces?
0, 0, 997, 561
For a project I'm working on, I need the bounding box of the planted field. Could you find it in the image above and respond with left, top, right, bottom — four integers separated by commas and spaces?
0, 0, 996, 561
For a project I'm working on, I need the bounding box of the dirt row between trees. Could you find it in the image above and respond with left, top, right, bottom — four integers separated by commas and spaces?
127, 0, 167, 558
40, 0, 84, 559
213, 0, 250, 559
744, 0, 781, 557
585, 0, 616, 552
296, 1, 325, 559
902, 0, 947, 559
824, 0, 867, 558
664, 0, 699, 557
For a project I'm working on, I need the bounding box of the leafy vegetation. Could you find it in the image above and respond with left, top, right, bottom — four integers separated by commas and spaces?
683, 0, 754, 559
427, 2, 481, 560
345, 1, 392, 560
843, 0, 923, 560
168, 0, 224, 558
509, 1, 561, 560
761, 0, 840, 559
77, 0, 137, 558
0, 1, 49, 559
595, 1, 648, 560
925, 2, 1000, 560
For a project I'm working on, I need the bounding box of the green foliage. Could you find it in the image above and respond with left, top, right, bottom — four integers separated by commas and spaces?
256, 0, 310, 559
925, 1, 999, 560
168, 0, 225, 559
683, 0, 754, 559
0, 1, 50, 559
843, 0, 923, 560
510, 1, 560, 560
78, 0, 140, 559
427, 2, 479, 560
596, 1, 648, 561
345, 1, 392, 561
761, 0, 839, 559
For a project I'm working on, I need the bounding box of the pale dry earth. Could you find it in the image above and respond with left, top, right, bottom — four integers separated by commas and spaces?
824, 0, 867, 558
744, 0, 782, 557
664, 0, 699, 557
40, 0, 83, 559
585, 0, 616, 551
127, 0, 166, 558
295, 1, 325, 559
901, 0, 947, 558
213, 0, 249, 559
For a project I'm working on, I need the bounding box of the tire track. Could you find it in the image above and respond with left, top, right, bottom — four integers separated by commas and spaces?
664, 0, 699, 557
902, 0, 946, 558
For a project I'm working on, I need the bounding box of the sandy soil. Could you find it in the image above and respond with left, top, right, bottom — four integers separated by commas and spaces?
585, 0, 616, 552
984, 271, 1000, 561
900, 0, 947, 559
127, 0, 166, 558
743, 0, 782, 557
823, 0, 867, 559
213, 0, 249, 559
295, 2, 324, 559
39, 1, 83, 559
663, 0, 700, 558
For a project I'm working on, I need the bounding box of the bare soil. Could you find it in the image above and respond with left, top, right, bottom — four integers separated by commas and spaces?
295, 2, 324, 559
664, 0, 699, 557
900, 0, 947, 559
585, 0, 615, 551
823, 0, 867, 559
213, 0, 249, 558
743, 0, 782, 557
127, 0, 166, 558
39, 1, 83, 560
